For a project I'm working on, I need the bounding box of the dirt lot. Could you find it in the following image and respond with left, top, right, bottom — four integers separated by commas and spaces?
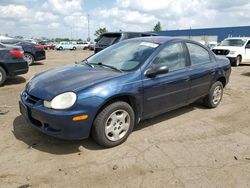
0, 50, 250, 188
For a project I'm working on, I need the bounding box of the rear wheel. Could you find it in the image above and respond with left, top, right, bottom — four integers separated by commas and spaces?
0, 66, 7, 86
24, 53, 34, 65
73, 47, 76, 50
203, 81, 223, 108
91, 101, 135, 147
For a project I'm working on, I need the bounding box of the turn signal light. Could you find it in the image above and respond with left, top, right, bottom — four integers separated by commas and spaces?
72, 114, 88, 121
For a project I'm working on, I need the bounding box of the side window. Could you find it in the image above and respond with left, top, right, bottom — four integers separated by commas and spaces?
186, 43, 210, 65
245, 40, 250, 48
154, 43, 186, 72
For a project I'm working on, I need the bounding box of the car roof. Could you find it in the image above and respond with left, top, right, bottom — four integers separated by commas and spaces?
125, 36, 197, 45
102, 32, 157, 36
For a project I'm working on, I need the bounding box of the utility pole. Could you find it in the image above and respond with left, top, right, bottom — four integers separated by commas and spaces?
87, 14, 90, 41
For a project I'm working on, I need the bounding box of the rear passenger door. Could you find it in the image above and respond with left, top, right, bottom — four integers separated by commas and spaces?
186, 42, 217, 102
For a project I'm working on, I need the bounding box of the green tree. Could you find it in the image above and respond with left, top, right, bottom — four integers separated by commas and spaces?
94, 27, 108, 42
153, 22, 162, 32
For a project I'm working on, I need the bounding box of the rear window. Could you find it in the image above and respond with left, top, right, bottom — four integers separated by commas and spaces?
98, 34, 121, 46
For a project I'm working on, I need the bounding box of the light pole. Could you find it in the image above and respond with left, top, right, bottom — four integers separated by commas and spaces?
87, 14, 90, 41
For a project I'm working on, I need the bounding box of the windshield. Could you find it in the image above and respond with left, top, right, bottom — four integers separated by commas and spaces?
220, 39, 247, 47
87, 40, 159, 71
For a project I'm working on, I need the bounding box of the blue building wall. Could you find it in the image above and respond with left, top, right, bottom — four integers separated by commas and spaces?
155, 26, 250, 42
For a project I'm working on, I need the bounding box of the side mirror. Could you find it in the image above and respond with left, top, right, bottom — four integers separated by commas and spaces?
145, 65, 169, 78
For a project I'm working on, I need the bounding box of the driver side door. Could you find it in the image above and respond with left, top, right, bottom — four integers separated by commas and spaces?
142, 42, 190, 118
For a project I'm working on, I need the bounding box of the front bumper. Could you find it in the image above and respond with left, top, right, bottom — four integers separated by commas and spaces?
19, 91, 93, 140
227, 57, 237, 64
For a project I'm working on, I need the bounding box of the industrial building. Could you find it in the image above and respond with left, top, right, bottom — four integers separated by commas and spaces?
156, 26, 250, 43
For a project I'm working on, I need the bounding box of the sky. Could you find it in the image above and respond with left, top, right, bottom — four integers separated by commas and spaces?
0, 0, 250, 41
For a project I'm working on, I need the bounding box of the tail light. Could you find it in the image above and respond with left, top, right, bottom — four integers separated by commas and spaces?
35, 45, 44, 49
9, 50, 24, 58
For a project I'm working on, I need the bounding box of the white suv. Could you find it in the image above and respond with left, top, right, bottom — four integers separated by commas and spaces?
212, 37, 250, 66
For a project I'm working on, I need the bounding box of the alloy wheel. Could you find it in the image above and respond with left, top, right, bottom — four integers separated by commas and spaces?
24, 54, 33, 65
212, 86, 222, 104
105, 109, 131, 141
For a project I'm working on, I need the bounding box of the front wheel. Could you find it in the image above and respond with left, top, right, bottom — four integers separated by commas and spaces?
203, 81, 223, 108
91, 101, 135, 147
232, 55, 241, 67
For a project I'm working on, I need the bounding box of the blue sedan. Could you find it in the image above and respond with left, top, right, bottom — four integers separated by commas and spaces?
19, 37, 231, 147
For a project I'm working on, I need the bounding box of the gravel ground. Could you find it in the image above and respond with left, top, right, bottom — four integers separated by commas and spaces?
0, 50, 250, 188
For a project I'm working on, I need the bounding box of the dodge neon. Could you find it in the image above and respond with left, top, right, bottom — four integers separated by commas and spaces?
19, 37, 231, 147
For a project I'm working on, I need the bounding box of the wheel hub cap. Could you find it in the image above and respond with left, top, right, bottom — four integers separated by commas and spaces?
212, 86, 222, 104
24, 54, 32, 64
105, 110, 130, 141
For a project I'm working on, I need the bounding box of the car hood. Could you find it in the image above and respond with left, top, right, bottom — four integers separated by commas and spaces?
26, 64, 123, 100
213, 46, 242, 51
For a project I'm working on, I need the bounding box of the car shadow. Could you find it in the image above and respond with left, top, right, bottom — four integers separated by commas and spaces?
32, 62, 44, 66
239, 63, 250, 67
13, 101, 207, 154
241, 72, 250, 77
12, 116, 103, 155
2, 76, 26, 86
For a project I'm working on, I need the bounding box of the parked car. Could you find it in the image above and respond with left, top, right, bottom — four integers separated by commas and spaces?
88, 42, 96, 51
19, 37, 231, 147
0, 43, 28, 86
38, 41, 55, 50
55, 42, 77, 50
212, 37, 250, 66
94, 31, 158, 53
72, 41, 90, 50
0, 38, 46, 65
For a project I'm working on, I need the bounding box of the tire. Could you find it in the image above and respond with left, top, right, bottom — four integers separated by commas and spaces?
73, 47, 76, 50
91, 101, 135, 147
0, 66, 7, 86
23, 53, 34, 66
203, 81, 223, 108
59, 47, 63, 50
232, 55, 241, 67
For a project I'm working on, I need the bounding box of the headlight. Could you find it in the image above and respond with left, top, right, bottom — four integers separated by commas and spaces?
229, 51, 236, 55
43, 92, 77, 110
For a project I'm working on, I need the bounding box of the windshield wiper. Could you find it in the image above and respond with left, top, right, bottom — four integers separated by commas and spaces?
91, 62, 123, 72
81, 60, 94, 68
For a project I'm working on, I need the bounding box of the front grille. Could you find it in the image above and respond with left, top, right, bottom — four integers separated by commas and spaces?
22, 91, 41, 105
26, 94, 40, 105
212, 49, 230, 55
